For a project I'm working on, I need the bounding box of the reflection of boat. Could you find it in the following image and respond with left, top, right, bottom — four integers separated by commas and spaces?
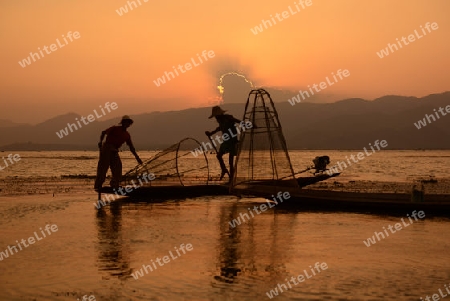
213, 197, 298, 285
99, 184, 228, 199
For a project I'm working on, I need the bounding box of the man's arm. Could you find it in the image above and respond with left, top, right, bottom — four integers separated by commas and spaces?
233, 117, 242, 125
98, 130, 107, 148
127, 139, 143, 164
99, 127, 114, 148
205, 126, 220, 137
238, 117, 255, 129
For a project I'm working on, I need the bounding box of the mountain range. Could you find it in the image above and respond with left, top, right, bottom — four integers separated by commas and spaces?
1, 92, 449, 150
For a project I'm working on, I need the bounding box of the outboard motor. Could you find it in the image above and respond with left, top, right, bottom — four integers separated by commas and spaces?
312, 156, 330, 174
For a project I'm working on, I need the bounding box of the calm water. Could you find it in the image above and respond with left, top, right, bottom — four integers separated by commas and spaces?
0, 151, 449, 300
1, 150, 450, 181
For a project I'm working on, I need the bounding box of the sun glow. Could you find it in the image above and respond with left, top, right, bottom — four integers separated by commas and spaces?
217, 72, 254, 96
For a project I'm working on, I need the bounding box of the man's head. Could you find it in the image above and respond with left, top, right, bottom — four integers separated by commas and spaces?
209, 106, 226, 119
119, 115, 134, 128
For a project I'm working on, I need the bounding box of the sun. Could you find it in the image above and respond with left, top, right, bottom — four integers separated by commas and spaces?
217, 72, 254, 96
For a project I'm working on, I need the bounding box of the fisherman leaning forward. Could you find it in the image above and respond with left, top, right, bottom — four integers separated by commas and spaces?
94, 115, 142, 191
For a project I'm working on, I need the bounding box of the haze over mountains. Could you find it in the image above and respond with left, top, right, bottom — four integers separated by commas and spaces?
1, 92, 449, 150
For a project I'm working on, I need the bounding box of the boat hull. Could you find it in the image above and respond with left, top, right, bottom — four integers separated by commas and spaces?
237, 187, 450, 216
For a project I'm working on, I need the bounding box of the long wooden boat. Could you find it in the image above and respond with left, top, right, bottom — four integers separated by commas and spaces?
98, 172, 339, 199
231, 182, 450, 216
99, 173, 450, 216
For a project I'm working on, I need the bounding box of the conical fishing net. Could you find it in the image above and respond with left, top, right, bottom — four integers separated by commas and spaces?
231, 89, 298, 193
122, 138, 209, 187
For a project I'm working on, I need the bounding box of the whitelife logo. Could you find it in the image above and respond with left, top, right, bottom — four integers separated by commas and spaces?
287, 69, 350, 106
18, 31, 81, 68
228, 192, 291, 228
55, 102, 118, 139
94, 172, 155, 209
131, 243, 194, 280
116, 0, 149, 16
190, 121, 253, 157
326, 139, 388, 176
250, 0, 313, 35
153, 50, 215, 87
413, 105, 450, 129
0, 153, 21, 171
266, 262, 328, 299
363, 210, 425, 247
0, 224, 58, 261
376, 22, 439, 58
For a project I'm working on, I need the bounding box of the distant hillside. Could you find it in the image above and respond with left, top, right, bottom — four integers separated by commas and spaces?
0, 119, 27, 128
0, 143, 91, 151
0, 92, 449, 150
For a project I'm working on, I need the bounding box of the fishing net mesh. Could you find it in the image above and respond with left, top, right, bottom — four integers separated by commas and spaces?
121, 138, 209, 187
231, 89, 298, 193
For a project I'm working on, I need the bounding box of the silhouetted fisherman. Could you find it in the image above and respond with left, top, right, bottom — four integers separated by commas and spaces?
205, 106, 242, 180
94, 115, 142, 191
313, 156, 330, 174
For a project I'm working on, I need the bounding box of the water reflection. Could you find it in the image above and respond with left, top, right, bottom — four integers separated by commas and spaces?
214, 200, 298, 285
95, 201, 132, 279
215, 202, 242, 283
93, 196, 300, 300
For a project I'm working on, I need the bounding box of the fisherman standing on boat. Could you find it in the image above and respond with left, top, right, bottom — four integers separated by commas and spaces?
205, 106, 242, 180
94, 115, 143, 191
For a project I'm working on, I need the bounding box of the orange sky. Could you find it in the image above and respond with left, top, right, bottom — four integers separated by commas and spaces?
1, 0, 449, 123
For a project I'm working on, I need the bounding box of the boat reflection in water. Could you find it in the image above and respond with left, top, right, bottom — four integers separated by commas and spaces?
94, 197, 297, 286
214, 200, 298, 287
89, 194, 448, 300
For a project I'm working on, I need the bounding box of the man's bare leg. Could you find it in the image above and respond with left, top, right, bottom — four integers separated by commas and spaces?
217, 152, 230, 180
229, 154, 235, 181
